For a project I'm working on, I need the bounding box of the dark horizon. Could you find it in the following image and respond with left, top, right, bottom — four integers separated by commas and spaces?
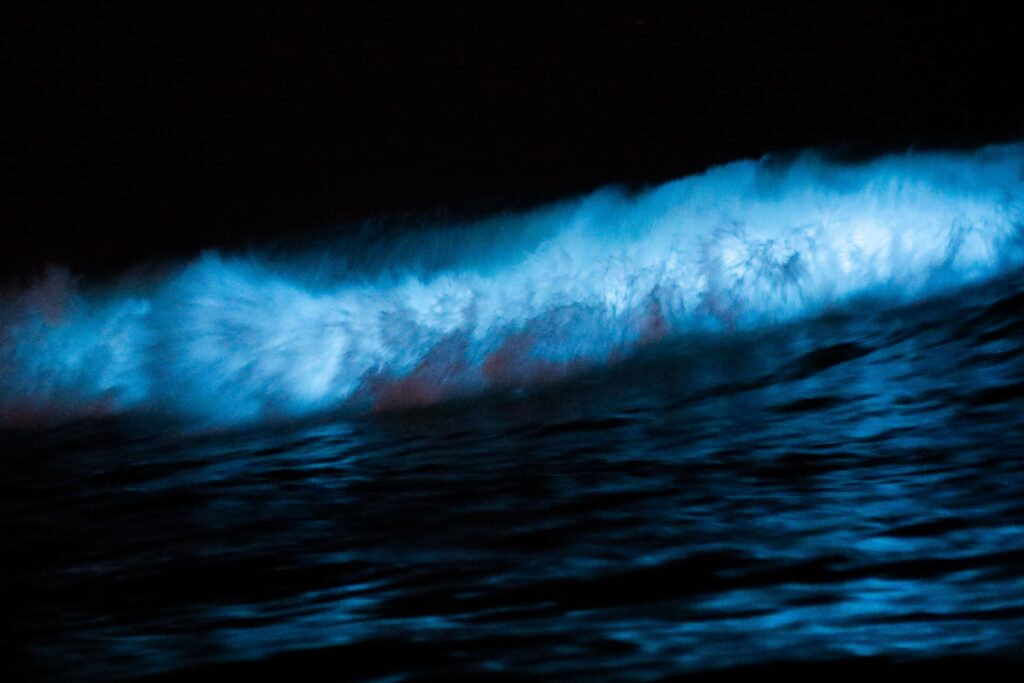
6, 4, 1024, 280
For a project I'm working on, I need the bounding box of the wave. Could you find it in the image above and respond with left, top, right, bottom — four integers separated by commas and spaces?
3, 143, 1023, 427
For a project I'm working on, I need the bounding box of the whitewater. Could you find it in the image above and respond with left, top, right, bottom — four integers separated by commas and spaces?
3, 143, 1023, 426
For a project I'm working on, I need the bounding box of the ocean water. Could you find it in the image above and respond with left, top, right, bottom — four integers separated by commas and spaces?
3, 144, 1023, 680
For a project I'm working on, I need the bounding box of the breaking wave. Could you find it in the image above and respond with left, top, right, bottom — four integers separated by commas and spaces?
3, 143, 1023, 426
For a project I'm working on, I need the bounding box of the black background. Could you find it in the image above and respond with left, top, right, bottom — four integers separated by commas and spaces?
5, 3, 1023, 280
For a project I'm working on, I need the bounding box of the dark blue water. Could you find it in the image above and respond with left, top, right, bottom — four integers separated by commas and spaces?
4, 269, 1022, 681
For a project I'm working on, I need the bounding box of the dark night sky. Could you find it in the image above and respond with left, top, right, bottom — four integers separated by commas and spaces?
4, 4, 1023, 280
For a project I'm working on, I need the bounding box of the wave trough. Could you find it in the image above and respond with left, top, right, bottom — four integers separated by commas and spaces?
3, 143, 1023, 426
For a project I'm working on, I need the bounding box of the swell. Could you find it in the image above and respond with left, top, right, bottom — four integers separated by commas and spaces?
2, 143, 1023, 426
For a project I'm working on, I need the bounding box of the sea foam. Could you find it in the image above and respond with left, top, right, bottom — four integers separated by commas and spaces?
3, 143, 1023, 426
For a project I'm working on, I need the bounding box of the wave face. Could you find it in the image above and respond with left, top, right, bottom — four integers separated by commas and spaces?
3, 143, 1024, 426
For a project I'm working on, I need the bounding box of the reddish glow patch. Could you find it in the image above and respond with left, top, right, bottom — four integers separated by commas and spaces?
22, 266, 76, 324
638, 295, 670, 345
482, 332, 535, 387
0, 393, 117, 428
482, 330, 589, 390
369, 333, 473, 411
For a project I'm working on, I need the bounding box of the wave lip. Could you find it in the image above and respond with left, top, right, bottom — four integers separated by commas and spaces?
3, 143, 1023, 426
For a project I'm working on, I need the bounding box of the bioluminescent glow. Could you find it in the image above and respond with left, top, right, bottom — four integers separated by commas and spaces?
3, 143, 1023, 426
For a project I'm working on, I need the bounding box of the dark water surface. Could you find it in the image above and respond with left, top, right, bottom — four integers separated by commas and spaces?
4, 273, 1023, 680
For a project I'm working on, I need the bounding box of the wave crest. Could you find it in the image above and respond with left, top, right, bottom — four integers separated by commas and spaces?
3, 143, 1023, 426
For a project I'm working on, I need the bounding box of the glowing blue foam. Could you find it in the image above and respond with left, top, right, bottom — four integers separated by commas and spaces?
3, 143, 1023, 426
